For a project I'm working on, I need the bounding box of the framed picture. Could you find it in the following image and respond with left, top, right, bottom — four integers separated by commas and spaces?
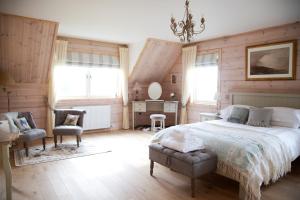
171, 74, 177, 84
246, 40, 297, 80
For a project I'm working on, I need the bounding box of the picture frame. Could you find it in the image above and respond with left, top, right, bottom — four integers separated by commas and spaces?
171, 74, 177, 84
245, 40, 297, 81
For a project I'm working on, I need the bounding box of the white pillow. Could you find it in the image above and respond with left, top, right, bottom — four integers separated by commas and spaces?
220, 105, 254, 120
265, 107, 300, 128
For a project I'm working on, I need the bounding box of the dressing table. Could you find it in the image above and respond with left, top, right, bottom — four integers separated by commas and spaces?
132, 82, 179, 130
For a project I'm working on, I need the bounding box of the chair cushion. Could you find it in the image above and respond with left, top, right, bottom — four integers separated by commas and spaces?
20, 128, 46, 142
150, 114, 166, 120
13, 117, 31, 132
18, 112, 37, 129
53, 125, 83, 136
63, 114, 80, 126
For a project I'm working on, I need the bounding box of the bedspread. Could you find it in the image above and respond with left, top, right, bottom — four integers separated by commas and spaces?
151, 120, 300, 200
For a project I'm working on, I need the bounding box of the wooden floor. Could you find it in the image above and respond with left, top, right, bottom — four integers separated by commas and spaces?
2, 131, 300, 200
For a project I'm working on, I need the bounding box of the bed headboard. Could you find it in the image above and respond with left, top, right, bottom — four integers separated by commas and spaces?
230, 92, 300, 109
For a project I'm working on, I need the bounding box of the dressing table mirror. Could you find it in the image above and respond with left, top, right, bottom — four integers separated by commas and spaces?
132, 82, 178, 130
148, 82, 162, 100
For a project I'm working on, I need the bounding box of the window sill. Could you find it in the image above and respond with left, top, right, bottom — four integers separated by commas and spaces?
191, 101, 217, 106
57, 96, 120, 101
56, 97, 122, 106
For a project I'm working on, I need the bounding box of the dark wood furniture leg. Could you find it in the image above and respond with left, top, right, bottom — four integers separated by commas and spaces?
42, 138, 46, 150
191, 178, 196, 197
54, 135, 57, 148
76, 136, 80, 147
150, 160, 154, 176
60, 135, 63, 143
24, 142, 29, 157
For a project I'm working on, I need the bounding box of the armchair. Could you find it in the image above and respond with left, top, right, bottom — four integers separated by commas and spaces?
3, 112, 46, 157
53, 109, 86, 147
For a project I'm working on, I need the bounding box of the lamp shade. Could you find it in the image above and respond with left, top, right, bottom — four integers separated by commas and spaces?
133, 82, 142, 92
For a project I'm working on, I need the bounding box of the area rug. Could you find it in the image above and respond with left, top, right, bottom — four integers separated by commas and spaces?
14, 141, 111, 166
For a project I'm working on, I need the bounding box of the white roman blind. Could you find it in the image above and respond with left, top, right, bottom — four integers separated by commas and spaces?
55, 51, 121, 99
195, 53, 218, 67
66, 52, 120, 68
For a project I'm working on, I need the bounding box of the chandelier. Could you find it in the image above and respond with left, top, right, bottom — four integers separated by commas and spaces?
170, 0, 205, 43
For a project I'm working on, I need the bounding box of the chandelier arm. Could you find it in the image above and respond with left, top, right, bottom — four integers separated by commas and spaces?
170, 0, 205, 43
193, 24, 206, 34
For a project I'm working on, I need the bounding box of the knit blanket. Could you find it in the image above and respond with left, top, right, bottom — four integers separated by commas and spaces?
151, 120, 295, 200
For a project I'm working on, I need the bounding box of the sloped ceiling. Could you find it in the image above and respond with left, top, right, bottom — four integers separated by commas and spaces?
129, 38, 181, 84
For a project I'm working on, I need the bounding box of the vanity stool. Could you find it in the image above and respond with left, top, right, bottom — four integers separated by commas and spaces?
150, 114, 166, 131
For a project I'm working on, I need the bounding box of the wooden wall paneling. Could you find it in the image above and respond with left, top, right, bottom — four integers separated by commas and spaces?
0, 13, 58, 130
129, 38, 181, 84
57, 36, 126, 57
0, 13, 58, 84
169, 22, 300, 123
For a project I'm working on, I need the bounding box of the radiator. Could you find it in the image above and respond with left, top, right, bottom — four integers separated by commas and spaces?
73, 105, 111, 130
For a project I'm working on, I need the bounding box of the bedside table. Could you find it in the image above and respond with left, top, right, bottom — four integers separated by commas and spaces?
199, 112, 221, 122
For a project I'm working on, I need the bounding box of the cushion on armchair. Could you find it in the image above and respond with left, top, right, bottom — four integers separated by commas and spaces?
13, 117, 31, 132
53, 125, 83, 136
20, 129, 46, 142
18, 112, 37, 129
63, 114, 80, 126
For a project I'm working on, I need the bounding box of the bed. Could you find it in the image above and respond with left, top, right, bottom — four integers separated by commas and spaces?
152, 92, 300, 200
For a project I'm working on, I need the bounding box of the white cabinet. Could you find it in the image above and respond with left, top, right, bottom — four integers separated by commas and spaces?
164, 102, 177, 113
132, 100, 178, 130
133, 101, 146, 112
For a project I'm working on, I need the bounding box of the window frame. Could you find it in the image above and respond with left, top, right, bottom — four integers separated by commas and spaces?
54, 64, 121, 100
191, 51, 221, 106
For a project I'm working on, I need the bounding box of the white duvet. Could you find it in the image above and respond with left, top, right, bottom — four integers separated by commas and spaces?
152, 120, 300, 200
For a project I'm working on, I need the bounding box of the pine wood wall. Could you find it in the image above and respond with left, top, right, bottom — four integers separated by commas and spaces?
0, 13, 58, 129
162, 22, 300, 123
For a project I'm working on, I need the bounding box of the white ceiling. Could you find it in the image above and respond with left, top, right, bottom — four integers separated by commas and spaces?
1, 0, 299, 44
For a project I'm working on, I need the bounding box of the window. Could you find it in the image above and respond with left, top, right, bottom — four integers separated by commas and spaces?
54, 52, 121, 100
190, 53, 219, 104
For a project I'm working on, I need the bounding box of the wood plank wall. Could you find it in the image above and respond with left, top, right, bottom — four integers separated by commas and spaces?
55, 36, 125, 130
129, 38, 181, 84
0, 13, 58, 129
128, 38, 181, 128
162, 22, 300, 123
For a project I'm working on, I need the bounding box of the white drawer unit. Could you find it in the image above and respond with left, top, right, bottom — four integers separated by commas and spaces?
163, 102, 177, 113
132, 100, 179, 130
133, 101, 146, 112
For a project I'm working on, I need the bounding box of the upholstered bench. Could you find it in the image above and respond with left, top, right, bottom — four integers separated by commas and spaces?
149, 143, 217, 197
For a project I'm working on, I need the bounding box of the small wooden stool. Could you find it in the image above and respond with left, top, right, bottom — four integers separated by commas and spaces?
150, 114, 166, 131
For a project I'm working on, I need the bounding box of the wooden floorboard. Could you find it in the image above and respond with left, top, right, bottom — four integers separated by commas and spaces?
2, 130, 300, 200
